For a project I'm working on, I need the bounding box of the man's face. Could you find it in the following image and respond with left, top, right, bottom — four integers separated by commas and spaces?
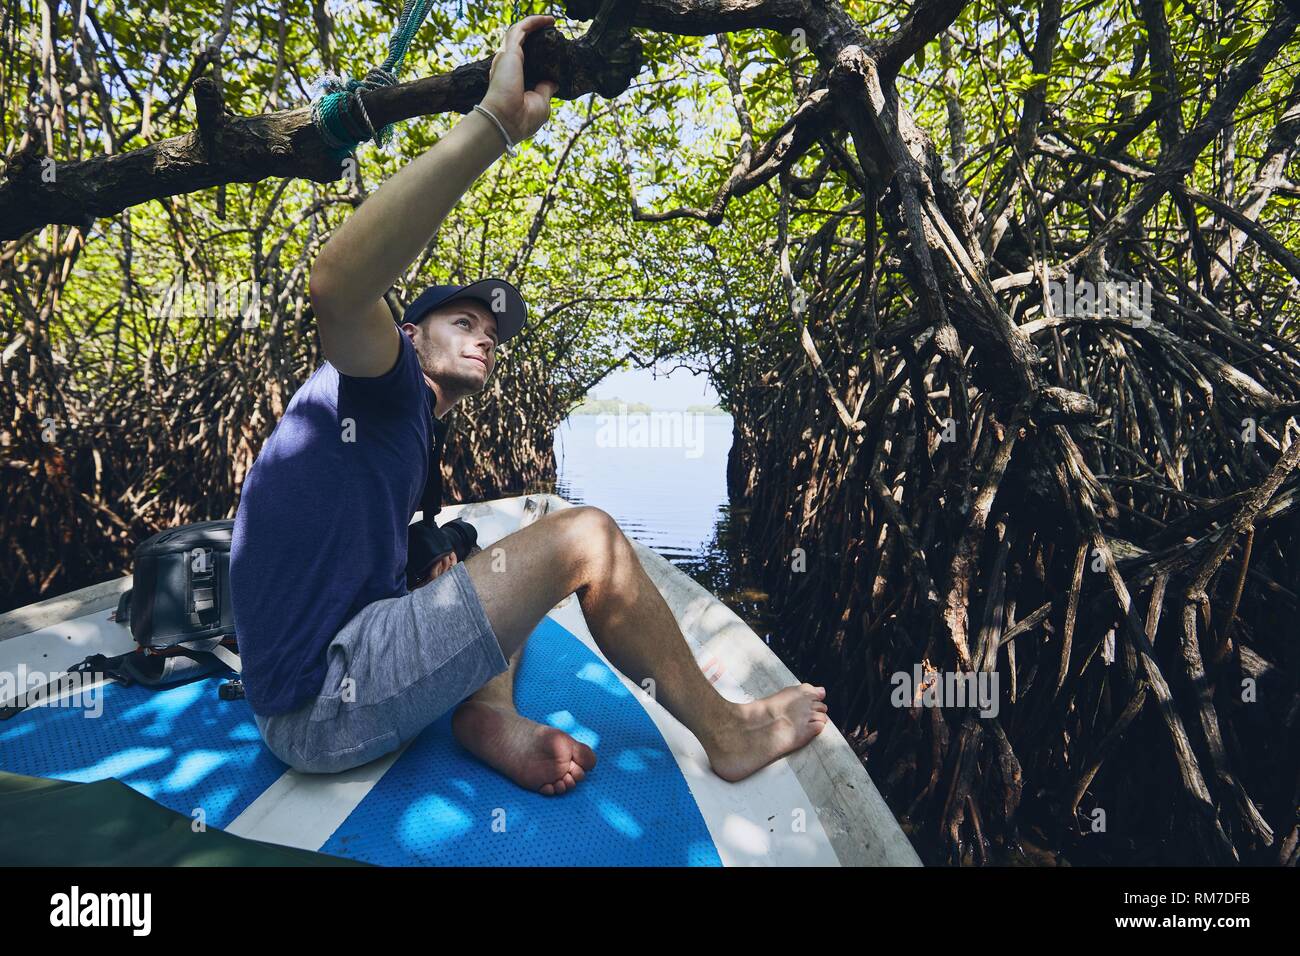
405, 297, 499, 399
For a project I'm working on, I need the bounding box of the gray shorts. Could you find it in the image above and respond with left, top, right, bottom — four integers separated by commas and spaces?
252, 561, 508, 774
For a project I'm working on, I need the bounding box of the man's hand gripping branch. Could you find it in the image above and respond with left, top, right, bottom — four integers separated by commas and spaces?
308, 16, 559, 380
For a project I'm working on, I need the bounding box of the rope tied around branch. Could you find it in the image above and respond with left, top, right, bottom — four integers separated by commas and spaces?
310, 0, 438, 158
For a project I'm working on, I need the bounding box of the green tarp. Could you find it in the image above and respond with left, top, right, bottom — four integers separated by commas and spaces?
0, 770, 371, 866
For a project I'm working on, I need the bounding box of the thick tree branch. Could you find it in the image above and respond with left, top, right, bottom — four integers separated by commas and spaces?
564, 0, 809, 34
876, 0, 971, 78
0, 26, 643, 242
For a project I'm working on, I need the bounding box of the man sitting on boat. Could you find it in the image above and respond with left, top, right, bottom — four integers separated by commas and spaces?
230, 15, 829, 794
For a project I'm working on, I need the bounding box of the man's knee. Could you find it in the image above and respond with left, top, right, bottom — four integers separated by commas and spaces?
566, 505, 620, 537
551, 505, 625, 571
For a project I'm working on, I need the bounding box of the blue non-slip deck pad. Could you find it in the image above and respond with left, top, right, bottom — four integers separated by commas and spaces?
321, 617, 722, 866
0, 678, 284, 830
2, 618, 723, 866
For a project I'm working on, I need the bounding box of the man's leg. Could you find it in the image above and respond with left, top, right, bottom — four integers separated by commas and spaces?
454, 505, 829, 792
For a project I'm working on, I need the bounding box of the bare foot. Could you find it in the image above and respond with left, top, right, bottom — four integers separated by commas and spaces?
451, 699, 597, 795
704, 683, 830, 783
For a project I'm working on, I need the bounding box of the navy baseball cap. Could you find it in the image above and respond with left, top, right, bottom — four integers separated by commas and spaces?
398, 278, 528, 344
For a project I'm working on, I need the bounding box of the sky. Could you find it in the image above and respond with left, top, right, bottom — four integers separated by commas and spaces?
587, 362, 721, 409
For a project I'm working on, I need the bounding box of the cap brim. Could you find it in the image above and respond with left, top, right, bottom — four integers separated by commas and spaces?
443, 278, 527, 344
395, 278, 528, 344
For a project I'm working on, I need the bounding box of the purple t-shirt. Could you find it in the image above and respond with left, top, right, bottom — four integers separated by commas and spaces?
230, 331, 432, 715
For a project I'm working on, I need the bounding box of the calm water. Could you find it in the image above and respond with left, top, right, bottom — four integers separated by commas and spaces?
551, 414, 776, 640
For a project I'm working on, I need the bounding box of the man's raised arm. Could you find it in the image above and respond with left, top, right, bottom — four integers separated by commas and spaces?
308, 15, 559, 378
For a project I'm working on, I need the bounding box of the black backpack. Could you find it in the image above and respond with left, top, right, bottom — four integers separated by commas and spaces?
0, 521, 244, 720
90, 520, 242, 695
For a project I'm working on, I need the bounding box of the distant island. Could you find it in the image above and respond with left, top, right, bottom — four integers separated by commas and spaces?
568, 397, 729, 416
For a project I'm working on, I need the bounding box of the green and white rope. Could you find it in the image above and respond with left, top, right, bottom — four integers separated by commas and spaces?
310, 0, 438, 158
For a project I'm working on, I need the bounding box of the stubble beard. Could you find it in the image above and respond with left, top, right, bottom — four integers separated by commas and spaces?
425, 360, 486, 402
